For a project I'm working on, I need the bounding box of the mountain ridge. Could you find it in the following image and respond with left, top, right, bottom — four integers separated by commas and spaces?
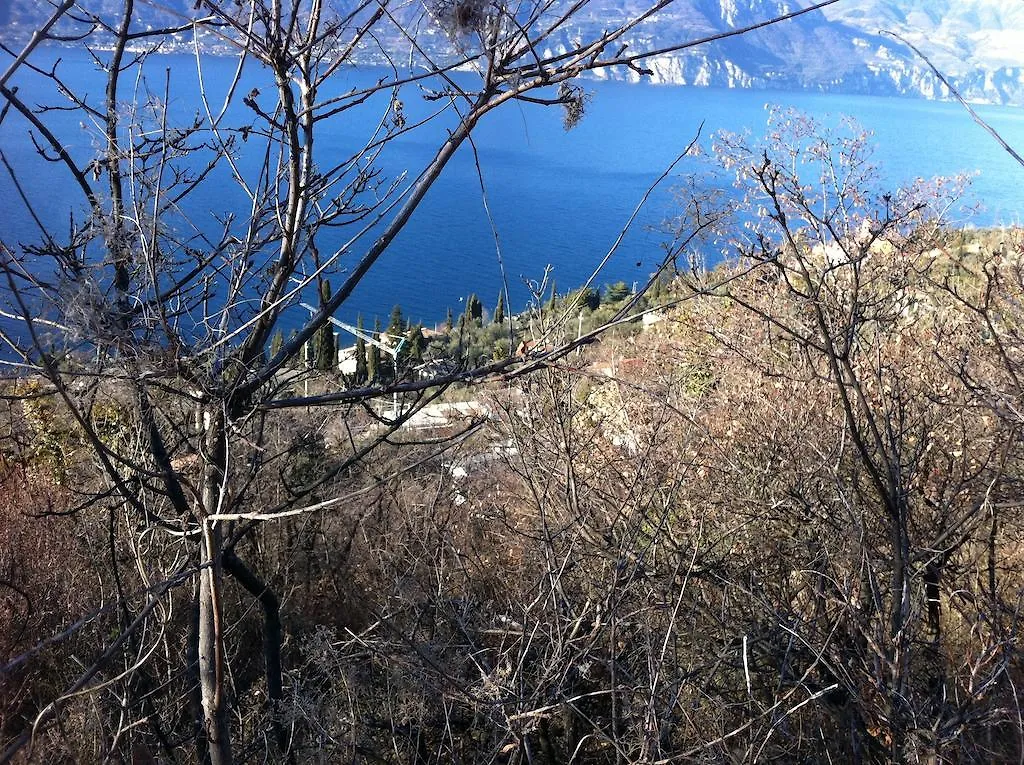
2, 0, 1022, 105
577, 0, 1024, 104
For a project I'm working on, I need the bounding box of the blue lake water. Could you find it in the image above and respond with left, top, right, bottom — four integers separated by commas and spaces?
1, 47, 1023, 338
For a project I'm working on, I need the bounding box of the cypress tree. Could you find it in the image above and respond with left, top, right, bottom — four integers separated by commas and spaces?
387, 307, 410, 376
387, 304, 405, 338
368, 318, 382, 382
354, 314, 368, 384
286, 329, 298, 368
320, 328, 337, 371
465, 294, 483, 324
651, 276, 667, 304
493, 291, 505, 324
580, 286, 600, 311
445, 306, 454, 332
315, 280, 337, 371
546, 280, 557, 311
455, 314, 468, 363
269, 329, 284, 359
407, 324, 427, 363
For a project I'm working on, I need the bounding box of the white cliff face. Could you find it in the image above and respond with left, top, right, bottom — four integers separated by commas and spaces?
818, 0, 1024, 103
719, 0, 738, 28
823, 0, 1024, 76
579, 0, 1024, 105
3, 0, 1023, 105
595, 50, 1021, 105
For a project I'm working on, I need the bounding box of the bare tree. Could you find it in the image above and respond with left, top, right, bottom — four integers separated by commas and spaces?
652, 110, 1024, 761
0, 1, 846, 762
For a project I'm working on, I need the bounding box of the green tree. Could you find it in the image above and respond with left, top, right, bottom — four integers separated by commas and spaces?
569, 286, 600, 311
354, 315, 368, 384
465, 293, 483, 325
383, 306, 407, 377
604, 281, 631, 304
652, 275, 670, 303
494, 291, 505, 324
285, 329, 299, 368
387, 304, 405, 338
406, 324, 427, 363
269, 329, 284, 360
445, 306, 454, 332
368, 318, 382, 383
546, 280, 558, 311
315, 280, 338, 371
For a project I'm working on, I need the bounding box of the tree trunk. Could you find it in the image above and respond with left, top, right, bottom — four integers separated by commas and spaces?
187, 596, 209, 764
198, 412, 233, 765
223, 549, 292, 761
199, 522, 232, 765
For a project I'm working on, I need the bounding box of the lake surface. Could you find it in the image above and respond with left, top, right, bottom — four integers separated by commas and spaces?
2, 47, 1023, 337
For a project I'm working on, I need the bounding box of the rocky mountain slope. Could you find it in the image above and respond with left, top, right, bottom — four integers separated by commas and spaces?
2, 0, 1022, 104
579, 0, 1024, 104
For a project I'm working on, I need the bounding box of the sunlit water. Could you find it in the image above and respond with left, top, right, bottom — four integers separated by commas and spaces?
1, 46, 1022, 340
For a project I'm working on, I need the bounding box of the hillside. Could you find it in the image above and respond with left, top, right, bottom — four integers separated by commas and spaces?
578, 0, 1024, 103
5, 0, 1024, 748
3, 0, 1023, 104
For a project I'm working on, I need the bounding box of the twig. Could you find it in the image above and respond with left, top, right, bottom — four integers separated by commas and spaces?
884, 31, 1024, 170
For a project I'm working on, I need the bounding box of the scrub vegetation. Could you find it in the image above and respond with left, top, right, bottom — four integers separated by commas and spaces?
2, 1, 1024, 764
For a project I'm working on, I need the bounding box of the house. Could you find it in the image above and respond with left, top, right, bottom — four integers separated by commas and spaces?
337, 344, 359, 375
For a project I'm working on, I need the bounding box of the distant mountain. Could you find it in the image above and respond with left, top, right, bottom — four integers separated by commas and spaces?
820, 0, 1024, 103
579, 0, 1024, 104
823, 0, 1024, 72
2, 0, 1023, 105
